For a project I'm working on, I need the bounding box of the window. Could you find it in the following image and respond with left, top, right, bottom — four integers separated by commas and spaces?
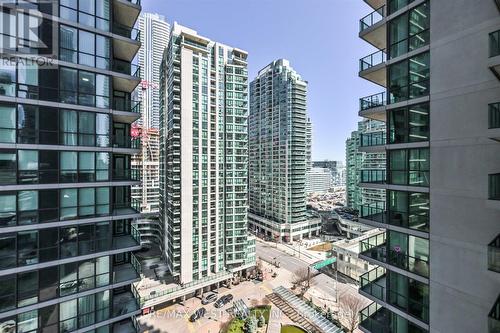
60, 0, 110, 31
0, 105, 16, 143
388, 231, 429, 277
389, 2, 429, 58
60, 68, 109, 108
389, 191, 429, 231
0, 62, 16, 96
0, 150, 16, 185
389, 148, 429, 187
388, 52, 430, 103
388, 271, 429, 322
389, 103, 429, 144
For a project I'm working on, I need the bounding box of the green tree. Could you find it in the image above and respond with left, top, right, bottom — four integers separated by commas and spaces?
244, 316, 258, 333
257, 314, 265, 327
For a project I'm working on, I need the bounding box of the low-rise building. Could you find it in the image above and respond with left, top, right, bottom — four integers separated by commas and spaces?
331, 229, 382, 282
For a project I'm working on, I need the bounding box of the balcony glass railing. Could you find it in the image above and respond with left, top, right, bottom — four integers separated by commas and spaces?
112, 23, 141, 43
360, 302, 428, 333
489, 295, 500, 333
360, 92, 386, 111
489, 103, 500, 129
113, 136, 141, 149
112, 59, 140, 77
360, 170, 386, 184
361, 267, 386, 301
112, 292, 139, 317
489, 174, 500, 200
360, 50, 386, 71
360, 6, 385, 32
490, 30, 500, 58
488, 234, 500, 273
113, 98, 141, 113
360, 202, 386, 224
361, 131, 386, 147
112, 169, 140, 181
360, 232, 387, 263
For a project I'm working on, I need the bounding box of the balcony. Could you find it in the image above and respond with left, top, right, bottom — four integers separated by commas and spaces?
112, 169, 141, 182
489, 103, 500, 141
359, 302, 428, 333
489, 174, 500, 200
113, 198, 141, 216
113, 318, 137, 333
113, 135, 141, 151
360, 170, 387, 185
489, 30, 500, 80
360, 267, 387, 302
488, 234, 500, 273
360, 232, 387, 264
113, 258, 141, 284
496, 0, 500, 12
113, 24, 141, 62
112, 98, 141, 123
360, 202, 386, 227
113, 0, 141, 28
363, 0, 386, 10
360, 131, 386, 152
489, 295, 500, 333
112, 291, 140, 317
359, 6, 387, 50
360, 50, 387, 87
359, 92, 387, 121
112, 60, 141, 92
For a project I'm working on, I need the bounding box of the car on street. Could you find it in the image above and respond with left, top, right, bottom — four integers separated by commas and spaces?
189, 308, 206, 322
214, 294, 233, 308
201, 293, 217, 305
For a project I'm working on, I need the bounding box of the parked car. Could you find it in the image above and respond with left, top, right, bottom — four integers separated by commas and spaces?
189, 308, 206, 322
214, 294, 234, 308
201, 293, 218, 305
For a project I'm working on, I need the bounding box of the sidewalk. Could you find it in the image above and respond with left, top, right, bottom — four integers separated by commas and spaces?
256, 237, 327, 265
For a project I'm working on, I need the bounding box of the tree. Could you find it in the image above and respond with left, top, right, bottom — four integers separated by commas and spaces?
339, 294, 365, 333
257, 314, 265, 327
292, 267, 314, 296
244, 316, 258, 333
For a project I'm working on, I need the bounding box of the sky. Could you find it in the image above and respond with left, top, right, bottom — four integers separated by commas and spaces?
141, 0, 379, 162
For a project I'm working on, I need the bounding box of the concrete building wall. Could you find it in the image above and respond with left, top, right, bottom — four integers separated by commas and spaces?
429, 1, 500, 332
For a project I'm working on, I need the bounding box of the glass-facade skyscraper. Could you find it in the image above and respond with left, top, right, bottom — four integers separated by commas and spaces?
159, 23, 255, 285
248, 59, 320, 243
0, 0, 143, 332
357, 1, 499, 332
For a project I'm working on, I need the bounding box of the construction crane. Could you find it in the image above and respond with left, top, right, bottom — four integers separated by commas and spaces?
132, 79, 159, 212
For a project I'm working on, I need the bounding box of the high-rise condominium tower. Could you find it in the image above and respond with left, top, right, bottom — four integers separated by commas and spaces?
132, 13, 169, 250
136, 12, 170, 130
160, 23, 255, 285
248, 59, 320, 243
357, 0, 499, 332
0, 0, 143, 332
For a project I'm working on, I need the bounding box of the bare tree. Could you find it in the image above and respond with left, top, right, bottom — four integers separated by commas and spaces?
292, 267, 314, 296
339, 294, 365, 333
256, 257, 263, 273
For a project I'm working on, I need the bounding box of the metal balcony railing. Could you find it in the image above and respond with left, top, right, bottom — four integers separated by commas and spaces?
489, 103, 500, 129
360, 170, 386, 184
489, 174, 500, 200
360, 232, 387, 263
490, 30, 500, 58
360, 50, 386, 71
360, 6, 385, 32
112, 23, 141, 42
361, 131, 386, 147
360, 266, 386, 301
488, 234, 500, 273
360, 92, 386, 111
